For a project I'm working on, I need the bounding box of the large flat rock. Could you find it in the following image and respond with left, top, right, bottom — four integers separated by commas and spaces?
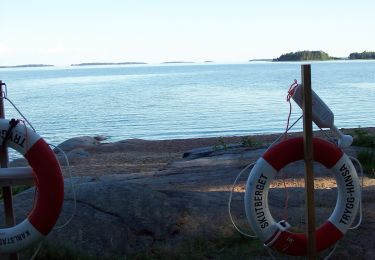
2, 135, 375, 258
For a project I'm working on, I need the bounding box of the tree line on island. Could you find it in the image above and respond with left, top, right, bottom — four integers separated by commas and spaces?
2, 51, 375, 69
272, 50, 375, 61
348, 51, 375, 60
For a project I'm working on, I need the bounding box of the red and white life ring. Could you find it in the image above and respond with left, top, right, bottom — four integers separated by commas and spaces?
244, 137, 360, 256
0, 119, 64, 253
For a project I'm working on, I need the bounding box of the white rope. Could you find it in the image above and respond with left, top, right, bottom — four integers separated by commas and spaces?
265, 115, 303, 153
264, 245, 277, 260
26, 138, 77, 260
229, 113, 362, 259
348, 156, 363, 230
228, 162, 257, 238
323, 241, 339, 260
229, 81, 363, 258
1, 87, 77, 229
0, 86, 76, 258
1, 95, 36, 132
319, 126, 337, 145
316, 127, 364, 231
29, 240, 43, 260
49, 144, 77, 230
228, 115, 303, 238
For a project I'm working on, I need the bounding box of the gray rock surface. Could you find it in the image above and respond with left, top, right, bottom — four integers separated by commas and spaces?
2, 138, 375, 258
5, 177, 239, 257
55, 136, 101, 153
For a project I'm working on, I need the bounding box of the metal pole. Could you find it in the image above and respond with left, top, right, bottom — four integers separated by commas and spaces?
0, 81, 19, 260
301, 65, 316, 259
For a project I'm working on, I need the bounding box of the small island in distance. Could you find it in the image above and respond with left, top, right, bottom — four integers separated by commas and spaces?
0, 64, 54, 68
71, 62, 147, 66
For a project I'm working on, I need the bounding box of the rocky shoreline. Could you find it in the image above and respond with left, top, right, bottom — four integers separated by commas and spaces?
4, 128, 375, 258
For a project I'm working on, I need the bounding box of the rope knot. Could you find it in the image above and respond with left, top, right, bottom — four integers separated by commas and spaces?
286, 79, 298, 102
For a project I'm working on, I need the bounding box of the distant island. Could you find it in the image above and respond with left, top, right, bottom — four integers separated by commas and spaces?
273, 51, 336, 61
71, 62, 147, 66
0, 64, 53, 68
272, 50, 375, 61
349, 51, 375, 60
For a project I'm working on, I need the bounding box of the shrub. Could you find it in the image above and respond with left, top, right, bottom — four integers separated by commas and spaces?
357, 149, 375, 177
213, 137, 228, 151
352, 128, 375, 148
241, 136, 260, 148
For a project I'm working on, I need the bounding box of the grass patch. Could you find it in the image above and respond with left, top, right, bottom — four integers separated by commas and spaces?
351, 128, 375, 177
131, 235, 267, 259
357, 149, 375, 177
352, 128, 375, 148
21, 242, 97, 260
213, 137, 228, 151
241, 136, 261, 148
20, 235, 268, 259
213, 136, 262, 152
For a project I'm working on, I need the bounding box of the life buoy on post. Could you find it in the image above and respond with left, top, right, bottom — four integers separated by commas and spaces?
0, 119, 64, 253
244, 137, 360, 256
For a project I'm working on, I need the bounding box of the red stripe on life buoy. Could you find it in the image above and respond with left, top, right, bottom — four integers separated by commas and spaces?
263, 137, 343, 171
271, 221, 343, 255
25, 139, 64, 235
315, 221, 343, 252
313, 138, 343, 168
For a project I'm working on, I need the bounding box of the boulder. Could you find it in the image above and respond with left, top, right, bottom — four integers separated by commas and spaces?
94, 135, 108, 142
55, 136, 100, 153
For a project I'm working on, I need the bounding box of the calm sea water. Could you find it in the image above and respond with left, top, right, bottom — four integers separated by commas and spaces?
0, 61, 374, 146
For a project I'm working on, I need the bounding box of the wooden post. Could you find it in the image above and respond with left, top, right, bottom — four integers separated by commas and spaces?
301, 65, 316, 259
0, 81, 19, 260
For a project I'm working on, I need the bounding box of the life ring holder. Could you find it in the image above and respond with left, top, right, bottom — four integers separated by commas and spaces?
244, 137, 361, 256
0, 119, 64, 253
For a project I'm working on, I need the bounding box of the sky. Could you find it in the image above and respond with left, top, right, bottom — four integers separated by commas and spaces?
0, 0, 374, 66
